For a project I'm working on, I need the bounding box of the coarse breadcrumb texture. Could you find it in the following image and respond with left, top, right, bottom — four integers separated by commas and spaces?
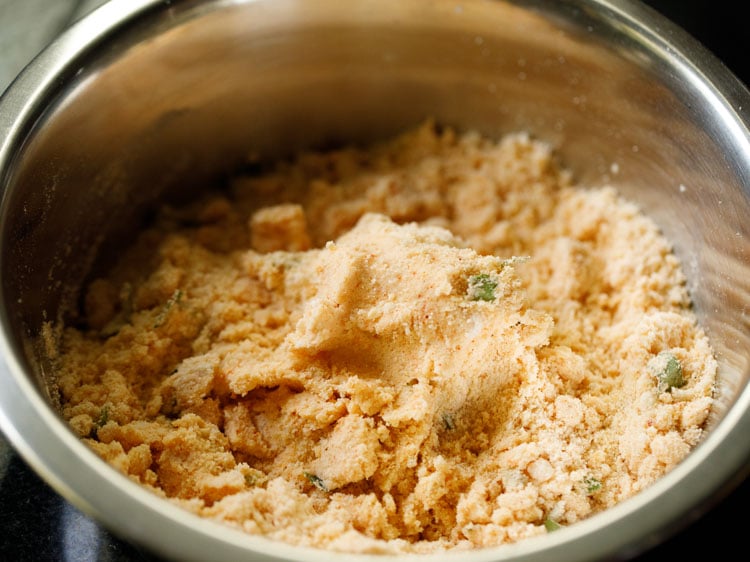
55, 122, 716, 554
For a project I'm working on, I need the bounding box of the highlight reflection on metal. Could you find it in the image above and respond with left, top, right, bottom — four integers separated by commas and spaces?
0, 0, 107, 93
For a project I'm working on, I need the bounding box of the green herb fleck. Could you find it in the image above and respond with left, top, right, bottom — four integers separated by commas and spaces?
154, 289, 183, 328
96, 405, 110, 427
544, 517, 564, 532
303, 472, 328, 492
583, 475, 602, 495
468, 273, 498, 302
442, 413, 456, 430
244, 469, 267, 487
500, 256, 529, 268
650, 351, 685, 392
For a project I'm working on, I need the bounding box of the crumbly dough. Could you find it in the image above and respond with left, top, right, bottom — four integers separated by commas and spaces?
55, 122, 716, 553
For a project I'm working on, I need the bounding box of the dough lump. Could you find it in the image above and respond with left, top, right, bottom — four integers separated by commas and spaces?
55, 122, 716, 553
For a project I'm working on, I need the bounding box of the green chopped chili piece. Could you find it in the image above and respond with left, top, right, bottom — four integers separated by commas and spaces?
651, 351, 685, 392
96, 405, 110, 427
303, 472, 328, 492
468, 273, 498, 302
244, 469, 267, 487
544, 517, 563, 532
583, 475, 602, 495
442, 413, 456, 430
154, 289, 183, 328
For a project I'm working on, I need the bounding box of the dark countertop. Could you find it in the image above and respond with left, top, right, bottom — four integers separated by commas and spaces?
1, 1, 748, 561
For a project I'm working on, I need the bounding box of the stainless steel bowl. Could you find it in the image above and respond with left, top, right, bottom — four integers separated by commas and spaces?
1, 1, 749, 561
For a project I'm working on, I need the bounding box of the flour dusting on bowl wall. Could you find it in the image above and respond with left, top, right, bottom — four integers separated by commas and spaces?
0, 1, 749, 562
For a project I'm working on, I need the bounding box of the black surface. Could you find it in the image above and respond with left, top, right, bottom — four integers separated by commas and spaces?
1, 1, 747, 561
644, 0, 749, 86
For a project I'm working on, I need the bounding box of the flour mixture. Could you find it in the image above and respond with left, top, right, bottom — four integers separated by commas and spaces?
53, 122, 716, 553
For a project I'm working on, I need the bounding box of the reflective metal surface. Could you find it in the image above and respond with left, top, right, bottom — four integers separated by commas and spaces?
1, 1, 749, 561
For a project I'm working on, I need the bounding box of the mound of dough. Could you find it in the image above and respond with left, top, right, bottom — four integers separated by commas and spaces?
54, 123, 716, 553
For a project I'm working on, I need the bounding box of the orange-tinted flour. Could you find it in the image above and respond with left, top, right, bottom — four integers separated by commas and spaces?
54, 122, 716, 553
